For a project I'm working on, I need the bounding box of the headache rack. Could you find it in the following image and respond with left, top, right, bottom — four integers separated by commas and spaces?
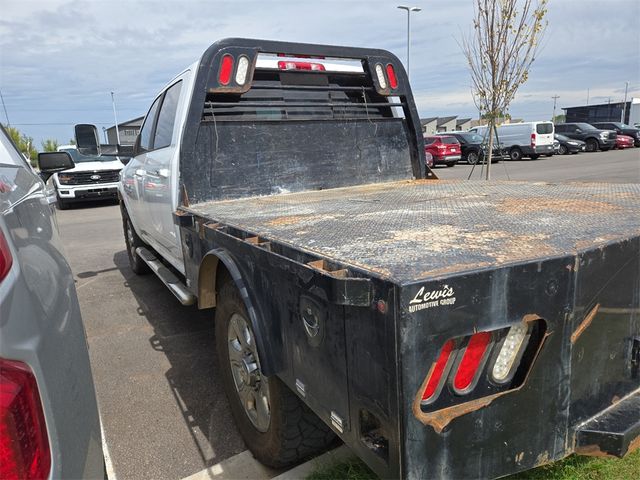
202, 70, 403, 122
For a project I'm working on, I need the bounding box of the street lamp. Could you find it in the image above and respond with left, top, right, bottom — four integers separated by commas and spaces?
111, 91, 121, 145
397, 5, 421, 80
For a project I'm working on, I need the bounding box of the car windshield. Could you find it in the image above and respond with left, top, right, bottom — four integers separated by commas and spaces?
555, 134, 570, 141
439, 136, 459, 144
575, 123, 597, 131
60, 148, 111, 163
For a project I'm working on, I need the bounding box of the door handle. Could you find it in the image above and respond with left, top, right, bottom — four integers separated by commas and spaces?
155, 168, 170, 179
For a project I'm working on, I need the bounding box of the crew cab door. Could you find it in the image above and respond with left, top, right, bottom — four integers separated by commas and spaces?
141, 74, 190, 269
121, 95, 162, 236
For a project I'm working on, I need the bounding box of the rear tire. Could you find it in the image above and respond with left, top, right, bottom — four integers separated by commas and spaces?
467, 151, 480, 165
585, 138, 598, 152
446, 161, 456, 167
559, 144, 568, 155
509, 148, 523, 161
530, 154, 540, 160
122, 210, 151, 275
215, 277, 336, 468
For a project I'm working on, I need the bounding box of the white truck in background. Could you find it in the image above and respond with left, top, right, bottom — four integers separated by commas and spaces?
50, 145, 125, 209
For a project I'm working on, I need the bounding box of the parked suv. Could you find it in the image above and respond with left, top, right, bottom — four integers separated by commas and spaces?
51, 145, 124, 209
424, 135, 461, 167
0, 126, 104, 479
591, 122, 640, 147
554, 123, 616, 152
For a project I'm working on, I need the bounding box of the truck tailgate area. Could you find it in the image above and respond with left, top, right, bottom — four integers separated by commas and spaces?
185, 180, 640, 282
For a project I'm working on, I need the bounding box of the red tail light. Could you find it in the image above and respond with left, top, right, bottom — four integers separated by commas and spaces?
277, 61, 325, 71
218, 54, 234, 85
421, 340, 454, 403
453, 332, 492, 392
0, 229, 12, 282
386, 64, 398, 89
530, 133, 536, 148
0, 358, 51, 480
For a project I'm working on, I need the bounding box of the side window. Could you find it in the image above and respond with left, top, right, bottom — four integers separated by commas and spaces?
139, 96, 162, 152
153, 81, 183, 150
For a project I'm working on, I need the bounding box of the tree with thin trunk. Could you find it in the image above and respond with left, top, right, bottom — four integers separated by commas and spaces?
462, 0, 548, 179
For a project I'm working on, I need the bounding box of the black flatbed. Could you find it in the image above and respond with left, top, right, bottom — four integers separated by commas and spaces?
183, 179, 640, 284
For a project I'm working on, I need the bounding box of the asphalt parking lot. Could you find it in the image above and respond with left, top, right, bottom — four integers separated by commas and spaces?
57, 147, 639, 480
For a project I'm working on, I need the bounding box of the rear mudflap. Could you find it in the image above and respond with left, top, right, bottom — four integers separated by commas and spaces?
398, 237, 639, 479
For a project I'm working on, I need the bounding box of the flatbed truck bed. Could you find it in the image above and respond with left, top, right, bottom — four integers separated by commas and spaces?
183, 180, 640, 283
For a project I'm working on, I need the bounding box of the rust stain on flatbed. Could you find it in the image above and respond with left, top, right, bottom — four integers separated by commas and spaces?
571, 304, 600, 344
497, 198, 622, 215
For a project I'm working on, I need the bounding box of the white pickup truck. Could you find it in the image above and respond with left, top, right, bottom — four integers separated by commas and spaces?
50, 145, 124, 209
75, 38, 640, 480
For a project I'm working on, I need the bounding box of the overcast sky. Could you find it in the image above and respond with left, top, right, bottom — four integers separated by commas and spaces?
1, 0, 639, 147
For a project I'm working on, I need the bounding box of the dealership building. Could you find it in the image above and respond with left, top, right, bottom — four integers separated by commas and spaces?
563, 97, 640, 127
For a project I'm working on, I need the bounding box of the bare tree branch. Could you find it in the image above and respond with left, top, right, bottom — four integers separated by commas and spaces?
461, 0, 548, 179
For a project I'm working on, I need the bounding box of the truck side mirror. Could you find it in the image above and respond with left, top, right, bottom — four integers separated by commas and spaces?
38, 152, 75, 182
75, 124, 101, 156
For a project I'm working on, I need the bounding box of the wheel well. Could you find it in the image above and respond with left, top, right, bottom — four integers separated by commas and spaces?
510, 146, 522, 152
198, 254, 226, 309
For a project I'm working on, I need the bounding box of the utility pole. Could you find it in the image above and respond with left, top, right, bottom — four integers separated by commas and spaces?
397, 5, 421, 80
0, 88, 10, 126
551, 95, 560, 122
111, 91, 121, 145
622, 81, 629, 123
586, 88, 590, 105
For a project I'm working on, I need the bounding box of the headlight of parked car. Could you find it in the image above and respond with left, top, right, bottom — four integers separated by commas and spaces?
57, 174, 73, 184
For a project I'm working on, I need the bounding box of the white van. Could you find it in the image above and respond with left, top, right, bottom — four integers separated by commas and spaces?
470, 122, 554, 160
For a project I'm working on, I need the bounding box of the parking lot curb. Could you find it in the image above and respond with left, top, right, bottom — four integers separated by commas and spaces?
180, 446, 352, 480
181, 450, 280, 480
270, 445, 353, 480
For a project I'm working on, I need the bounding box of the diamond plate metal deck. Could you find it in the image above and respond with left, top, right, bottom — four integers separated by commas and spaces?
186, 180, 640, 283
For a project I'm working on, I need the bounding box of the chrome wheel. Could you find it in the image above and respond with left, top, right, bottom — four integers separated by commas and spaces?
227, 313, 270, 432
126, 220, 136, 256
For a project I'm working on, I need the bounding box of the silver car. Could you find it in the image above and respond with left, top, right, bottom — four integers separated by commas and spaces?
0, 126, 104, 479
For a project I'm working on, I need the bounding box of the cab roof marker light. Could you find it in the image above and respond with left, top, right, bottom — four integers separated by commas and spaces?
386, 64, 398, 89
277, 61, 325, 71
492, 323, 531, 383
235, 56, 250, 85
375, 63, 387, 89
218, 54, 234, 86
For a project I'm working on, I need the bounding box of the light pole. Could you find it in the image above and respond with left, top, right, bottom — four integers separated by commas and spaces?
622, 81, 629, 123
551, 94, 559, 122
111, 91, 121, 145
397, 5, 421, 80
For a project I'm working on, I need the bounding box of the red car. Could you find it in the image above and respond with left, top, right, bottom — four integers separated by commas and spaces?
424, 135, 461, 167
614, 134, 635, 149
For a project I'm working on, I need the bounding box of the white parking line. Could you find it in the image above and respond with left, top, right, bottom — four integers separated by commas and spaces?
100, 418, 117, 480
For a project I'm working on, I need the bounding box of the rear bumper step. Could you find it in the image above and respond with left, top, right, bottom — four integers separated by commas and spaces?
136, 247, 196, 306
576, 390, 640, 458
